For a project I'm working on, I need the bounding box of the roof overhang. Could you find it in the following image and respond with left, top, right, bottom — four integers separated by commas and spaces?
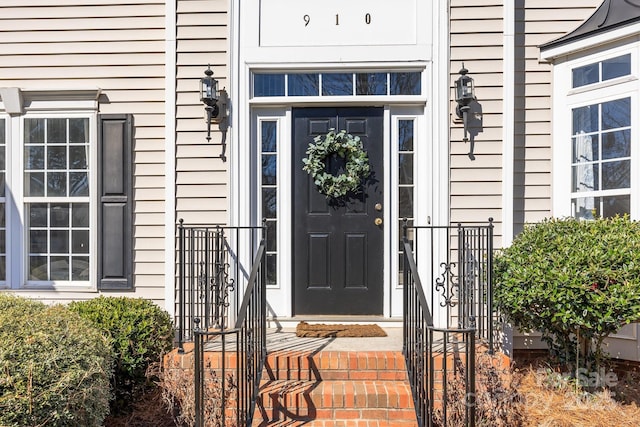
541, 21, 640, 62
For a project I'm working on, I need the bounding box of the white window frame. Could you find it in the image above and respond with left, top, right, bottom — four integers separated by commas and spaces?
551, 44, 640, 219
0, 115, 7, 288
1, 111, 97, 290
256, 114, 282, 291
390, 109, 421, 317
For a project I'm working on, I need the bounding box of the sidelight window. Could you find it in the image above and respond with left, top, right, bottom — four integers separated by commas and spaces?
397, 118, 415, 284
260, 120, 278, 286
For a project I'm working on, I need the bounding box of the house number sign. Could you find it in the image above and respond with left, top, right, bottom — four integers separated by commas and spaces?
302, 13, 373, 27
260, 0, 417, 47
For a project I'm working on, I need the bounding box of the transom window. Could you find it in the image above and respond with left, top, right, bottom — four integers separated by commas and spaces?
253, 71, 422, 97
572, 54, 631, 88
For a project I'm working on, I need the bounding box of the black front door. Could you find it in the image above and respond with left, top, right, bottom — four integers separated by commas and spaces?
292, 107, 384, 315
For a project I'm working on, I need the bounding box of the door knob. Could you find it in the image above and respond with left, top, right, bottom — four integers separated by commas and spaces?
374, 203, 383, 211
374, 217, 383, 226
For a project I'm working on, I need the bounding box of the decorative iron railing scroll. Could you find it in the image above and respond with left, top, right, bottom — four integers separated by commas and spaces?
403, 219, 496, 427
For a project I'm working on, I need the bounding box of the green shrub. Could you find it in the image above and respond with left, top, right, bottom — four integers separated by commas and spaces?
0, 293, 45, 316
0, 295, 113, 426
68, 296, 174, 412
494, 216, 640, 370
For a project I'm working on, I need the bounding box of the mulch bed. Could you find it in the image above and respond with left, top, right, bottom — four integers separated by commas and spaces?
103, 387, 175, 427
514, 354, 640, 427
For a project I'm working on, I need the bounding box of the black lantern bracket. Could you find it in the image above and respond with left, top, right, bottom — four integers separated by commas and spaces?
454, 63, 476, 144
200, 65, 230, 161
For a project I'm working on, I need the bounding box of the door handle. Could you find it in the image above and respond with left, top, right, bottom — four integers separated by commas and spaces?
374, 203, 383, 212
374, 217, 383, 226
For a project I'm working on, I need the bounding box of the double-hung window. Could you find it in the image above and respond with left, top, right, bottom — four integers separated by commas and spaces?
24, 117, 91, 284
0, 100, 132, 290
0, 114, 94, 289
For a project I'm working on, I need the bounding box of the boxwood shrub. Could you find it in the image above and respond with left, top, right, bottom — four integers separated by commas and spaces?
0, 294, 113, 426
68, 296, 174, 412
494, 216, 640, 369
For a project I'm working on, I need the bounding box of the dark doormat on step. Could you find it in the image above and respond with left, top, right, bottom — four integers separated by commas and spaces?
295, 321, 387, 338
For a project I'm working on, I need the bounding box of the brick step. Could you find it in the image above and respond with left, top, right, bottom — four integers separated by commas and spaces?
252, 351, 417, 426
264, 350, 407, 381
253, 379, 416, 425
253, 419, 418, 427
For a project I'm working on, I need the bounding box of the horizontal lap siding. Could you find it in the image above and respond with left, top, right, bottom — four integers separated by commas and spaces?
514, 1, 601, 232
0, 1, 166, 304
450, 2, 504, 245
175, 0, 229, 226
451, 1, 602, 244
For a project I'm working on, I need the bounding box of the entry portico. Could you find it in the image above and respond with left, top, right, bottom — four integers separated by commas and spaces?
230, 0, 450, 319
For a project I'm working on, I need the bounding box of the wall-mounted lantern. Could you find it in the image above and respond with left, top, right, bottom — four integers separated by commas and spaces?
454, 64, 475, 143
200, 65, 229, 161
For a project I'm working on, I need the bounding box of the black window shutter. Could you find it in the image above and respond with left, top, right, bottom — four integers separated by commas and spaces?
97, 114, 133, 290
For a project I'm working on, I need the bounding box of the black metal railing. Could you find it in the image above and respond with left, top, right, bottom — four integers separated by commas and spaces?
402, 219, 496, 427
176, 220, 264, 352
403, 238, 476, 427
193, 239, 267, 427
402, 219, 496, 350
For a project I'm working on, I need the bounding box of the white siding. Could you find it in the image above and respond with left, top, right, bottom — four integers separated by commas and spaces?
450, 1, 504, 243
513, 1, 602, 232
450, 1, 602, 241
175, 0, 229, 226
0, 1, 167, 304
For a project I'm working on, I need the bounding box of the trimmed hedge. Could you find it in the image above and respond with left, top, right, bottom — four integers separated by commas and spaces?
494, 216, 640, 368
0, 294, 113, 426
68, 297, 174, 412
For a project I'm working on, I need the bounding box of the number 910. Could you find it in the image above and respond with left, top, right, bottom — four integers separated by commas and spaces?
303, 13, 372, 27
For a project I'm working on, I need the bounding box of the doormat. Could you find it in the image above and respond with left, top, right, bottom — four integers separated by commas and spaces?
295, 321, 387, 338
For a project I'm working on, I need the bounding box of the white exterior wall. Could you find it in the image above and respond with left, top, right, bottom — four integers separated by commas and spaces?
513, 1, 602, 234
3, 0, 637, 360
450, 0, 602, 242
175, 0, 229, 226
0, 1, 167, 304
450, 1, 504, 246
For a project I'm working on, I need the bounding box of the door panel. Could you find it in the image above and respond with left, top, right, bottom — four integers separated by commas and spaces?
292, 107, 384, 315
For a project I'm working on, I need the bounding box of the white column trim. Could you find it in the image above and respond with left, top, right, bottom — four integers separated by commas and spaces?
502, 0, 515, 246
230, 0, 242, 228
164, 0, 177, 315
431, 0, 449, 227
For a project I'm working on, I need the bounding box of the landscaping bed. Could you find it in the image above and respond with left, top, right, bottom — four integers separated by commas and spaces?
515, 355, 640, 427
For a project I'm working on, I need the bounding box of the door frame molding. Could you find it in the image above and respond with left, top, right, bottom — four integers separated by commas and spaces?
233, 64, 442, 321
229, 0, 451, 320
248, 103, 428, 319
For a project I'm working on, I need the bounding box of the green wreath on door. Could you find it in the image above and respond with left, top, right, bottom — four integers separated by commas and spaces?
302, 129, 371, 199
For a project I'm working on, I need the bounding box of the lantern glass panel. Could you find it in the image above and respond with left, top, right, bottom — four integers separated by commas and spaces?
456, 76, 474, 101
200, 77, 218, 102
